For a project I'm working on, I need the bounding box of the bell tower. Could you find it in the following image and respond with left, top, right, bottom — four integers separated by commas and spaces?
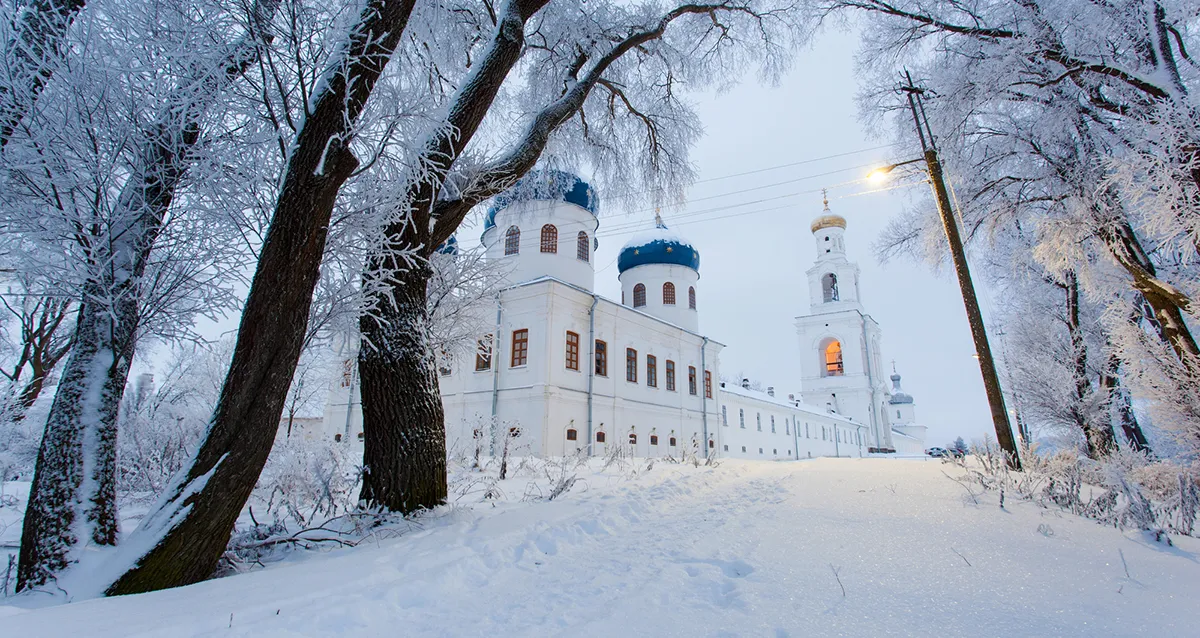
795, 197, 895, 452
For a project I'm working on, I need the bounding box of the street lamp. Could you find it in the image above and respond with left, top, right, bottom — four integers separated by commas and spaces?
868, 71, 1023, 470
866, 158, 924, 184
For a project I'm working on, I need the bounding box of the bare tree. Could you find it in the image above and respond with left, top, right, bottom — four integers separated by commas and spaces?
0, 0, 87, 148
0, 276, 73, 420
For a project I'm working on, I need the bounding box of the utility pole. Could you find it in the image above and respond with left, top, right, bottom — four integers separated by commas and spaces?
901, 71, 1022, 470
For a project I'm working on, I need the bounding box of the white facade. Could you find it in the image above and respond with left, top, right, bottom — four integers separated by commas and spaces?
320, 174, 920, 460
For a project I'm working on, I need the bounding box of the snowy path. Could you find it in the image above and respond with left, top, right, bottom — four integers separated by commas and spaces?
4, 458, 1198, 636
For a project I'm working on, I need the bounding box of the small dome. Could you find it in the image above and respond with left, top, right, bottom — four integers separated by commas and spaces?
617, 217, 700, 274
889, 372, 913, 404
435, 235, 459, 255
811, 214, 847, 234
483, 169, 598, 233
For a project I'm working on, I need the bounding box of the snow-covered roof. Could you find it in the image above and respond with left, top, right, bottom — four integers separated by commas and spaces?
483, 169, 598, 232
889, 372, 913, 404
617, 218, 700, 274
719, 383, 863, 428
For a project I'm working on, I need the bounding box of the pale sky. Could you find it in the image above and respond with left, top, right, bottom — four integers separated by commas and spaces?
583, 28, 999, 448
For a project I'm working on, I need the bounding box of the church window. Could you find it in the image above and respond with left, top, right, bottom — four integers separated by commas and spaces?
475, 335, 493, 371
629, 433, 637, 444
897, 409, 901, 419
822, 273, 839, 302
650, 435, 659, 445
565, 331, 580, 370
741, 446, 747, 453
334, 433, 342, 442
504, 226, 520, 255
438, 350, 452, 376
709, 439, 715, 449
724, 445, 729, 452
633, 283, 646, 308
566, 428, 577, 441
705, 370, 713, 398
721, 405, 728, 426
596, 431, 606, 443
688, 366, 697, 395
806, 423, 810, 438
595, 340, 608, 376
577, 231, 590, 262
647, 355, 658, 388
670, 437, 677, 447
756, 413, 762, 431
771, 415, 776, 433
739, 409, 745, 428
663, 282, 676, 305
540, 224, 558, 253
773, 449, 777, 455
688, 286, 696, 310
666, 360, 676, 391
824, 340, 844, 376
626, 348, 638, 382
358, 432, 364, 441
511, 329, 528, 367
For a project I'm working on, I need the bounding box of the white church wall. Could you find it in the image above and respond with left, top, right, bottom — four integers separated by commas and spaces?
482, 199, 598, 292
717, 384, 866, 459
617, 263, 700, 333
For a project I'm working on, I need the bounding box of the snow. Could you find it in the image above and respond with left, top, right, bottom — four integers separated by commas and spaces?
620, 225, 693, 252
3, 458, 1198, 635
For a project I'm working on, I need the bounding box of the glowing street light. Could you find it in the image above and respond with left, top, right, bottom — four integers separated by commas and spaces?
866, 158, 924, 184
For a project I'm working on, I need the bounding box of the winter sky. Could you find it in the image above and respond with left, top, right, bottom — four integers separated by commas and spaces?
573, 27, 995, 448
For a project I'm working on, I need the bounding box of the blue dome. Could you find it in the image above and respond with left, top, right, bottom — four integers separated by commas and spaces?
617, 219, 700, 274
435, 235, 458, 255
483, 169, 599, 233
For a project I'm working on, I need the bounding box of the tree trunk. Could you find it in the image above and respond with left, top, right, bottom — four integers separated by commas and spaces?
16, 292, 131, 590
358, 260, 447, 513
104, 0, 416, 596
1101, 352, 1152, 455
1063, 272, 1115, 458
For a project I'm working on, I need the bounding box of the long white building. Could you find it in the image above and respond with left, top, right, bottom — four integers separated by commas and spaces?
322, 171, 926, 459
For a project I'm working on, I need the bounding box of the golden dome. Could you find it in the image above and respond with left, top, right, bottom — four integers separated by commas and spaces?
811, 214, 847, 234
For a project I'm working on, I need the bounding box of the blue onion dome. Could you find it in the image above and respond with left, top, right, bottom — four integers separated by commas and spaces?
482, 169, 600, 233
434, 235, 458, 255
617, 215, 700, 274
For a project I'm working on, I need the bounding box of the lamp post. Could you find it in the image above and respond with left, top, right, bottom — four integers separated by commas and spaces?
867, 73, 1022, 470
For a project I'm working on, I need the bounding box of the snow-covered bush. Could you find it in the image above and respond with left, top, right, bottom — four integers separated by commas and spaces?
961, 442, 1199, 540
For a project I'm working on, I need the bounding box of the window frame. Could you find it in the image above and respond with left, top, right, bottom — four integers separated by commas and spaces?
688, 286, 696, 310
626, 347, 638, 383
475, 334, 493, 371
566, 428, 577, 441
633, 283, 646, 308
688, 366, 697, 395
504, 226, 520, 255
577, 231, 590, 262
595, 340, 608, 376
662, 282, 676, 305
646, 354, 657, 388
704, 370, 713, 398
565, 331, 580, 371
540, 224, 558, 253
665, 360, 676, 391
510, 329, 529, 367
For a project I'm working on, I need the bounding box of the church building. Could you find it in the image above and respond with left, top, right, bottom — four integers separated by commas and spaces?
320, 171, 926, 459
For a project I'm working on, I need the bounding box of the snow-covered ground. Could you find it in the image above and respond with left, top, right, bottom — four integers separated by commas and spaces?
3, 457, 1198, 636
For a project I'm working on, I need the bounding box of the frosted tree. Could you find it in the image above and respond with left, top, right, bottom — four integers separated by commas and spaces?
356, 0, 803, 514
7, 0, 282, 592
834, 0, 1200, 453
0, 274, 74, 421
0, 0, 88, 148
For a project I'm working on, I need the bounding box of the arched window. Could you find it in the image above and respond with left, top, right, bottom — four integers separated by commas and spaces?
504, 226, 520, 255
540, 224, 558, 253
823, 340, 844, 376
629, 433, 638, 444
566, 428, 578, 441
650, 435, 659, 445
633, 283, 646, 307
596, 431, 606, 443
662, 282, 676, 305
822, 273, 839, 302
688, 286, 696, 310
577, 231, 590, 262
669, 437, 677, 447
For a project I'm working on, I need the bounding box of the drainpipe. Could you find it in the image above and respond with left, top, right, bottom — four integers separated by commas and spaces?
791, 413, 799, 462
586, 294, 599, 455
489, 296, 503, 456
701, 336, 710, 458
834, 423, 840, 458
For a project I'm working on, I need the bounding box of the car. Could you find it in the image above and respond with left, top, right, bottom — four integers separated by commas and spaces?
948, 447, 966, 459
925, 447, 949, 458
